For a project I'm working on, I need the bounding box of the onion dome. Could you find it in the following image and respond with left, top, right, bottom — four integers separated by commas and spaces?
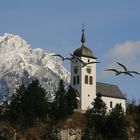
73, 29, 96, 59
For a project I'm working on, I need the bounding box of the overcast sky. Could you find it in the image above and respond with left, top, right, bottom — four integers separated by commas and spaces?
0, 0, 140, 100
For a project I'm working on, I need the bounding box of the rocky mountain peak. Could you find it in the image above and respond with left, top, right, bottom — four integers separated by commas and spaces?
0, 33, 70, 101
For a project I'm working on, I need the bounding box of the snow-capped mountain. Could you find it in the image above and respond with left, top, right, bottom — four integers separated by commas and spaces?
0, 33, 70, 101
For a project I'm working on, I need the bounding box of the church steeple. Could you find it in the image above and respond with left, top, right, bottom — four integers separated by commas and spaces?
71, 26, 97, 112
73, 26, 96, 59
81, 26, 86, 47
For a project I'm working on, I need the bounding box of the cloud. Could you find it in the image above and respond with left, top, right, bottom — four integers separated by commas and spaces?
100, 40, 140, 79
106, 40, 140, 59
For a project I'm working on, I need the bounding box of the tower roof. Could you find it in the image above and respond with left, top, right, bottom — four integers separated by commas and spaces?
73, 29, 96, 59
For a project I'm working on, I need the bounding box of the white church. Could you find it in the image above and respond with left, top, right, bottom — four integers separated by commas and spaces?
71, 29, 126, 112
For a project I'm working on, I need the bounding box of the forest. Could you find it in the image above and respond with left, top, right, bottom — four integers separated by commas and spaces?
0, 79, 140, 140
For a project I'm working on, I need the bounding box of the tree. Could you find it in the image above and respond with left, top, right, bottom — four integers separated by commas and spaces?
105, 104, 128, 140
0, 101, 9, 120
50, 80, 68, 121
126, 99, 137, 117
5, 85, 26, 124
49, 81, 78, 123
83, 93, 107, 139
91, 92, 107, 116
6, 80, 48, 128
65, 85, 78, 115
135, 104, 140, 137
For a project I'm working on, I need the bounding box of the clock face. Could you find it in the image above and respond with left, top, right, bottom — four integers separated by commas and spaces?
86, 67, 91, 74
74, 66, 78, 74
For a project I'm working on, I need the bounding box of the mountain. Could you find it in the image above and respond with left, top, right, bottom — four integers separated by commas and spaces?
0, 33, 70, 101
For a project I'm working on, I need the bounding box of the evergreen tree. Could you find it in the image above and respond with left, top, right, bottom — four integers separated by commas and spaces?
50, 81, 78, 122
50, 80, 68, 121
126, 99, 137, 117
0, 100, 9, 120
105, 104, 128, 140
65, 85, 78, 115
6, 85, 26, 124
6, 80, 48, 128
135, 104, 140, 137
91, 92, 107, 116
83, 92, 107, 139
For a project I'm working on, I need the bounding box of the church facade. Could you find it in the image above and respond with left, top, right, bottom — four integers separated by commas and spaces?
71, 29, 126, 112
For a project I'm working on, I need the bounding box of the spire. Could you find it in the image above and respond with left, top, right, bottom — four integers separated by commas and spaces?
81, 24, 86, 46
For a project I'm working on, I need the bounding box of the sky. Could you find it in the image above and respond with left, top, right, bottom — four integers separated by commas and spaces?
0, 0, 140, 100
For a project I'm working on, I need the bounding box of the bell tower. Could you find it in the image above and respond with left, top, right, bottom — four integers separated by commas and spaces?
71, 29, 97, 112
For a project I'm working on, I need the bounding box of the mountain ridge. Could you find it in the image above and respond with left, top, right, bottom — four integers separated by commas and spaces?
0, 33, 70, 101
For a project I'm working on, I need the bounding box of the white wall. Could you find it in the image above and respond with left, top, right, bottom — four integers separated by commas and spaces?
71, 57, 82, 109
71, 56, 96, 111
101, 96, 126, 112
81, 57, 96, 111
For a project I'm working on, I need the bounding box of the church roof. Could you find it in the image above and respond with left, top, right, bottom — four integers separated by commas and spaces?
73, 29, 96, 59
96, 82, 126, 99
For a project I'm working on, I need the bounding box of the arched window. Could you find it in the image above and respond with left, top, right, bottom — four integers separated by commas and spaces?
73, 76, 76, 85
77, 75, 79, 84
85, 75, 88, 84
89, 76, 93, 85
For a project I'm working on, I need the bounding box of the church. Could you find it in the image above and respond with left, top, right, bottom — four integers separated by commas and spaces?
71, 29, 126, 112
